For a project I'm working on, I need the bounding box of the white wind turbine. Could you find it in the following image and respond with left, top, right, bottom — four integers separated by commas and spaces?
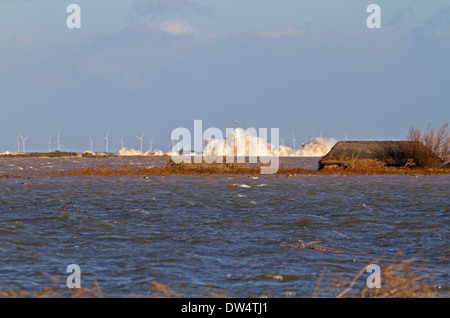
103, 130, 110, 153
89, 133, 94, 153
302, 135, 309, 147
119, 137, 125, 149
46, 136, 52, 152
169, 139, 176, 153
136, 133, 144, 153
54, 131, 61, 151
16, 134, 20, 153
19, 134, 28, 153
292, 131, 297, 150
148, 138, 153, 154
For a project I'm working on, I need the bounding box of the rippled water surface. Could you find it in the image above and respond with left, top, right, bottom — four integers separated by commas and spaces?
0, 158, 448, 297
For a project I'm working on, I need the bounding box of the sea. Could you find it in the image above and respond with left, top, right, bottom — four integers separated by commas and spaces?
0, 157, 448, 297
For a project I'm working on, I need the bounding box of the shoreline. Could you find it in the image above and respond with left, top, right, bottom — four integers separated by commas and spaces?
1, 155, 449, 177
0, 153, 173, 159
2, 166, 449, 178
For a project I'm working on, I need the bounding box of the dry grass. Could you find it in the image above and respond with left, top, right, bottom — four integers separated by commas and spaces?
0, 174, 22, 179
276, 239, 353, 254
164, 159, 261, 175
313, 251, 448, 298
0, 279, 227, 298
36, 158, 450, 177
0, 279, 104, 298
2, 252, 446, 298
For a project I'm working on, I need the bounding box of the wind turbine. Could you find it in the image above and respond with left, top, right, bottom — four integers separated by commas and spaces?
136, 133, 144, 153
46, 136, 52, 152
302, 135, 309, 147
16, 134, 20, 153
168, 139, 177, 153
148, 138, 153, 154
54, 131, 61, 151
292, 131, 297, 150
103, 130, 110, 153
89, 133, 94, 153
19, 134, 28, 153
119, 137, 125, 149
232, 120, 237, 156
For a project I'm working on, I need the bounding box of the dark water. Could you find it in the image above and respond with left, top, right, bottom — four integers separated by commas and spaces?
0, 158, 448, 297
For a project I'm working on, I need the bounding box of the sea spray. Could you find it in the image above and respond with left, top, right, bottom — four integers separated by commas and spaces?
117, 147, 166, 156
170, 121, 280, 174
203, 129, 336, 157
117, 133, 336, 157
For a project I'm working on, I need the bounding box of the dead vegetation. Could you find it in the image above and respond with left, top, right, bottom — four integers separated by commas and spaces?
313, 251, 448, 298
2, 251, 446, 298
0, 279, 104, 298
35, 157, 450, 177
164, 159, 260, 175
0, 174, 22, 179
0, 279, 226, 298
406, 122, 450, 163
276, 239, 356, 255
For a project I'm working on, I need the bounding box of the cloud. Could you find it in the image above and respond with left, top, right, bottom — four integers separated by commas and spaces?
3, 33, 42, 48
130, 0, 212, 20
411, 6, 450, 40
385, 7, 414, 28
2, 13, 450, 152
256, 26, 305, 38
146, 19, 198, 36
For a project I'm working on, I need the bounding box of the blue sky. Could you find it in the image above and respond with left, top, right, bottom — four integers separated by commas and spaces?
1, 0, 450, 152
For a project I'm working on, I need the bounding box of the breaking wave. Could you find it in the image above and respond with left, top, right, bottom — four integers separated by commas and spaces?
116, 129, 336, 157
117, 147, 167, 157
203, 128, 336, 157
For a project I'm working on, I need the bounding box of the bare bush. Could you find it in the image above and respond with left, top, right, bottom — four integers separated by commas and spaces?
406, 122, 450, 162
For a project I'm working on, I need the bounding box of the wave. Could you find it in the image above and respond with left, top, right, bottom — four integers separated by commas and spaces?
0, 151, 19, 155
117, 147, 168, 156
230, 183, 252, 188
203, 128, 336, 157
116, 129, 337, 157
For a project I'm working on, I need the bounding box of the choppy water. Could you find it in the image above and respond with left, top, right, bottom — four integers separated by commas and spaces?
0, 158, 448, 297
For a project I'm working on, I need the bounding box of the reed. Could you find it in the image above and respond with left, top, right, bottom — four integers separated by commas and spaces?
313, 251, 448, 298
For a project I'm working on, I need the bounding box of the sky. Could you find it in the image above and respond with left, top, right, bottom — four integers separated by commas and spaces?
1, 0, 450, 153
